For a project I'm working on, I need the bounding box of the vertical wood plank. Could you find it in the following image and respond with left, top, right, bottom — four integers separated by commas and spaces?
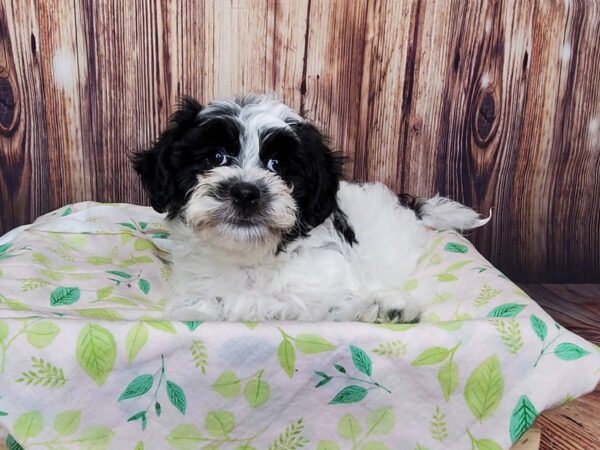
0, 0, 49, 231
0, 0, 598, 282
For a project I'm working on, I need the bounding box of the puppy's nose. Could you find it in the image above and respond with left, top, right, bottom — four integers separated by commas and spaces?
230, 182, 261, 207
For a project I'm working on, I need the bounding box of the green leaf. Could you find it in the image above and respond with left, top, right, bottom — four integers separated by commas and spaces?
33, 252, 52, 266
183, 321, 202, 331
145, 320, 177, 334
475, 439, 503, 450
315, 376, 332, 388
0, 411, 7, 417
135, 442, 144, 450
350, 345, 372, 376
190, 340, 208, 374
106, 270, 131, 279
204, 411, 235, 436
530, 315, 547, 341
166, 380, 187, 414
96, 286, 113, 300
87, 256, 113, 265
126, 323, 149, 364
76, 323, 117, 386
437, 273, 458, 282
134, 239, 153, 251
61, 206, 73, 216
119, 374, 154, 400
509, 395, 538, 444
212, 371, 241, 398
553, 342, 590, 360
50, 287, 81, 306
244, 378, 270, 409
152, 232, 170, 239
437, 360, 459, 401
5, 435, 24, 450
13, 411, 43, 440
444, 242, 468, 253
278, 338, 296, 378
487, 304, 526, 318
16, 357, 66, 387
138, 279, 151, 295
372, 340, 407, 358
0, 321, 9, 343
294, 334, 336, 354
334, 364, 346, 373
362, 442, 389, 450
166, 424, 202, 450
464, 354, 504, 422
411, 347, 450, 366
78, 426, 114, 450
329, 385, 368, 404
338, 413, 361, 440
445, 260, 472, 272
119, 223, 137, 231
0, 243, 11, 255
430, 406, 448, 442
155, 402, 162, 417
366, 406, 395, 435
27, 321, 60, 348
316, 442, 340, 450
53, 410, 81, 436
78, 308, 124, 321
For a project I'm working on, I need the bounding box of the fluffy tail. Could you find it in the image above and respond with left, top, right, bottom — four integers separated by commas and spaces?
398, 194, 491, 231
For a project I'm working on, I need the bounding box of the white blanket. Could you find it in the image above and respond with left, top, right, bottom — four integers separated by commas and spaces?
0, 202, 598, 450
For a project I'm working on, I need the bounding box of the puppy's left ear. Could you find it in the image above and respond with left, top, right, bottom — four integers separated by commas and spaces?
132, 97, 203, 215
291, 122, 356, 244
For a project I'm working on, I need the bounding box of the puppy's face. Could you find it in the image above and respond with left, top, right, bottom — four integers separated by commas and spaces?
133, 95, 353, 254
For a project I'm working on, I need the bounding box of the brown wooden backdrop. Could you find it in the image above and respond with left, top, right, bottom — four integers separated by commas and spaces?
0, 0, 599, 283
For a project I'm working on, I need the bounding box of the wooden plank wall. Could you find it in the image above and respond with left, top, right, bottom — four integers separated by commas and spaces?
0, 0, 598, 283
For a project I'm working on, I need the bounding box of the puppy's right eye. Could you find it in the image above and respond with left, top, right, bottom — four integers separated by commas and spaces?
208, 151, 229, 167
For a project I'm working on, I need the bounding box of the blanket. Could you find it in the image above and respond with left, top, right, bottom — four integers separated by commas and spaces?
0, 202, 598, 450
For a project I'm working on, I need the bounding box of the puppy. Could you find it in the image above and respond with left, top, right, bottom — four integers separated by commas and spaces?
133, 95, 488, 322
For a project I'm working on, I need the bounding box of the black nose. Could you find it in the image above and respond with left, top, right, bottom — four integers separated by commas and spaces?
230, 182, 261, 207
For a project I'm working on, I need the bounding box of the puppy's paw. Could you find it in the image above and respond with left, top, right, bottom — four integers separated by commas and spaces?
356, 303, 381, 323
375, 293, 422, 323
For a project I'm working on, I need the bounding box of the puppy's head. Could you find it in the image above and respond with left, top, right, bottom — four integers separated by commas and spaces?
133, 95, 353, 255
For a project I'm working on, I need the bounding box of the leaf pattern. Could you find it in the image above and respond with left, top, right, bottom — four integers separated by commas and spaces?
464, 355, 504, 422
190, 339, 208, 374
491, 319, 523, 354
0, 203, 598, 449
372, 341, 407, 358
269, 419, 309, 450
430, 406, 448, 442
509, 396, 538, 444
16, 357, 66, 387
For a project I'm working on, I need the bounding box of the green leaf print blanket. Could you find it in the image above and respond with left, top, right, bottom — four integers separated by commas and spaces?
0, 202, 598, 450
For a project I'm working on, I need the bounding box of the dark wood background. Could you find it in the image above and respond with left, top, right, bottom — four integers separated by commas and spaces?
0, 0, 598, 283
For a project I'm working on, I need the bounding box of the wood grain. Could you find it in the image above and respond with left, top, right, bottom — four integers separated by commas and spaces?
0, 0, 599, 282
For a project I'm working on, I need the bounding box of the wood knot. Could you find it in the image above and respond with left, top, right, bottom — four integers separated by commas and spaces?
0, 76, 18, 134
474, 91, 497, 146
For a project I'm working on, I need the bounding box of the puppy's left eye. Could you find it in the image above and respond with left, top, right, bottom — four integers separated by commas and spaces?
209, 151, 229, 167
266, 159, 279, 172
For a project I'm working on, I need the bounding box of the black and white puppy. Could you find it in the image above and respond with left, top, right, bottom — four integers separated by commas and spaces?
133, 95, 488, 322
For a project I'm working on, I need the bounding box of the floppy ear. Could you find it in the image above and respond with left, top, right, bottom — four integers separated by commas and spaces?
290, 122, 356, 244
132, 97, 203, 214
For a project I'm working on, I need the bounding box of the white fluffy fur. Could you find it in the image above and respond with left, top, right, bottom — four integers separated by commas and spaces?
183, 166, 296, 256
419, 195, 491, 231
168, 181, 484, 322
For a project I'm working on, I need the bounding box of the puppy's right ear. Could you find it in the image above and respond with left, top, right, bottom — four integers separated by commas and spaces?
132, 97, 203, 214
